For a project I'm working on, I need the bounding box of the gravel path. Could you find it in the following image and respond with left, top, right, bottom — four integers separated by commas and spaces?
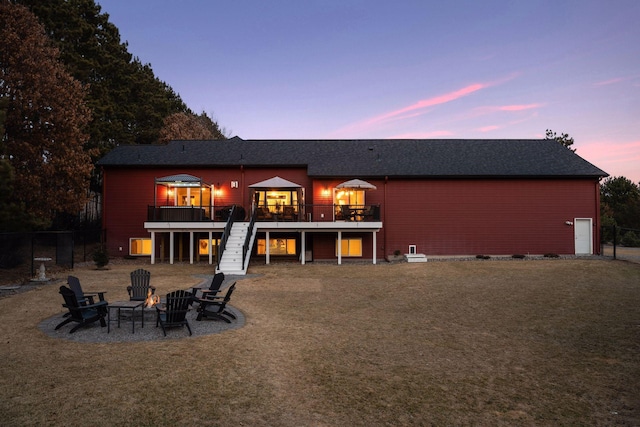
37, 276, 247, 343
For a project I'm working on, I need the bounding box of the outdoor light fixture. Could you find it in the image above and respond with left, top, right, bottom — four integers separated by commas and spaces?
565, 221, 574, 226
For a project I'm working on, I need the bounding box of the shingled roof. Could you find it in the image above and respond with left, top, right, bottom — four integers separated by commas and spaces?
96, 137, 608, 178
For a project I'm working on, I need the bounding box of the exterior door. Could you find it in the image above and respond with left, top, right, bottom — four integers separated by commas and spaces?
574, 218, 592, 255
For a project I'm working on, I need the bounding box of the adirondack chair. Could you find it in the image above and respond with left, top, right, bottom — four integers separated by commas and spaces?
156, 290, 193, 336
194, 283, 237, 322
127, 268, 155, 301
192, 272, 225, 300
55, 285, 108, 333
67, 275, 106, 304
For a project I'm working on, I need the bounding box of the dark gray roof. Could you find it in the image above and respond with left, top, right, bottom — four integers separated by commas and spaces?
96, 138, 608, 178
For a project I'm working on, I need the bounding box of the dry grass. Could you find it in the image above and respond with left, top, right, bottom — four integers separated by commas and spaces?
1, 259, 639, 426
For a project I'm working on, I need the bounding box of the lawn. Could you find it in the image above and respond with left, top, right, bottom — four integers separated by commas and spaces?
1, 259, 639, 426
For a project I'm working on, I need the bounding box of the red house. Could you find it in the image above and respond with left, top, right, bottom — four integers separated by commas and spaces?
97, 138, 607, 274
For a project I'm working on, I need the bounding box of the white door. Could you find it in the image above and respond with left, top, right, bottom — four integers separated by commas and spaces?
574, 218, 592, 255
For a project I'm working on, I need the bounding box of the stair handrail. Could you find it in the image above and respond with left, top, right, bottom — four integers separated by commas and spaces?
216, 205, 236, 269
242, 205, 258, 270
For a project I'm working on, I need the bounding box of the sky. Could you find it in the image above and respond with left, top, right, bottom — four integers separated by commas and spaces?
96, 0, 640, 183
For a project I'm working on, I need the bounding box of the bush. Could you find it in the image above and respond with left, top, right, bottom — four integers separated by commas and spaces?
621, 231, 640, 247
512, 254, 525, 259
544, 253, 560, 258
92, 245, 109, 268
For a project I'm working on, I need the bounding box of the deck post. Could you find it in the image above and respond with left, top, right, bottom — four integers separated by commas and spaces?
266, 231, 270, 265
208, 231, 213, 265
169, 231, 174, 265
150, 231, 155, 264
372, 231, 377, 264
337, 231, 342, 265
301, 231, 306, 265
189, 231, 194, 264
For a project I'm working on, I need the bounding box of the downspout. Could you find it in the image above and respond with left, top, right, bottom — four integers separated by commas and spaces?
595, 178, 602, 255
384, 175, 388, 261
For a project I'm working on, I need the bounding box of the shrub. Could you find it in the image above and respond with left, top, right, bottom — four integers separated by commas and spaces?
512, 254, 525, 259
621, 231, 640, 247
476, 255, 490, 260
393, 249, 401, 256
544, 253, 560, 258
92, 245, 109, 268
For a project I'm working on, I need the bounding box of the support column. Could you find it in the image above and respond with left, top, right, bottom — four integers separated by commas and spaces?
189, 231, 194, 264
266, 231, 270, 265
373, 231, 377, 265
337, 231, 342, 265
208, 231, 213, 265
301, 231, 306, 265
150, 231, 156, 265
169, 231, 174, 265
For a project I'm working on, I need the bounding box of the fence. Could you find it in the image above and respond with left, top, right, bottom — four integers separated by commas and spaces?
0, 229, 103, 279
601, 225, 640, 262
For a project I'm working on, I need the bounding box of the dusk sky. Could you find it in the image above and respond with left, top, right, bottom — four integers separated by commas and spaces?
96, 1, 639, 183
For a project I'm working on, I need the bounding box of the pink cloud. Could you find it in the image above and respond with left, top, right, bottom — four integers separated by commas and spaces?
593, 78, 624, 87
477, 125, 500, 132
331, 79, 509, 137
365, 83, 488, 126
497, 104, 542, 111
474, 103, 543, 115
578, 140, 640, 182
389, 130, 455, 139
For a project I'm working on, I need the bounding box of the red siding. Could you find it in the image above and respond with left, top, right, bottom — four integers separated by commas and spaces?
103, 166, 601, 259
383, 179, 600, 256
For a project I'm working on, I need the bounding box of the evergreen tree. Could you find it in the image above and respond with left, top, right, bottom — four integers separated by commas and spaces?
14, 0, 191, 158
545, 129, 576, 152
600, 176, 640, 229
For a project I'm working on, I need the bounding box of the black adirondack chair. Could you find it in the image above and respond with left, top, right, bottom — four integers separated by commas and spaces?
127, 268, 155, 301
156, 290, 193, 336
195, 283, 237, 322
192, 272, 225, 301
55, 285, 108, 333
67, 275, 106, 304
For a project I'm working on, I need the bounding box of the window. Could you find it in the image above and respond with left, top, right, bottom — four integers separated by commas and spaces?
130, 238, 152, 256
255, 190, 298, 214
198, 239, 220, 256
336, 238, 362, 257
257, 238, 297, 255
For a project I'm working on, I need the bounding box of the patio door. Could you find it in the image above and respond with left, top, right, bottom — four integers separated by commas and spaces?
574, 218, 592, 255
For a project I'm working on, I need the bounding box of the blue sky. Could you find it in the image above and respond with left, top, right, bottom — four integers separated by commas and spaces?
96, 0, 640, 182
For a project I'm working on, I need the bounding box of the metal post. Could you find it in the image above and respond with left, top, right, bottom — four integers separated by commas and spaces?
612, 225, 617, 260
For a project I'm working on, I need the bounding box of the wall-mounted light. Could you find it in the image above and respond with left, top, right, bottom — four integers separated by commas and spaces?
167, 188, 174, 196
322, 188, 330, 197
214, 183, 222, 197
565, 221, 573, 226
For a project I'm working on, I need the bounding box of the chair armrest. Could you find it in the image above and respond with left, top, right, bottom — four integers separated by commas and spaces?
201, 289, 221, 297
64, 300, 108, 311
84, 291, 107, 302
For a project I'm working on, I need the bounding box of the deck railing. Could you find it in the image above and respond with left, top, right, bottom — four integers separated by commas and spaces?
146, 204, 381, 223
242, 207, 257, 270
216, 205, 236, 269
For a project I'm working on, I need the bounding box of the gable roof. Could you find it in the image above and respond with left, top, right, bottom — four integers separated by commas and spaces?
249, 176, 302, 188
96, 138, 608, 179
